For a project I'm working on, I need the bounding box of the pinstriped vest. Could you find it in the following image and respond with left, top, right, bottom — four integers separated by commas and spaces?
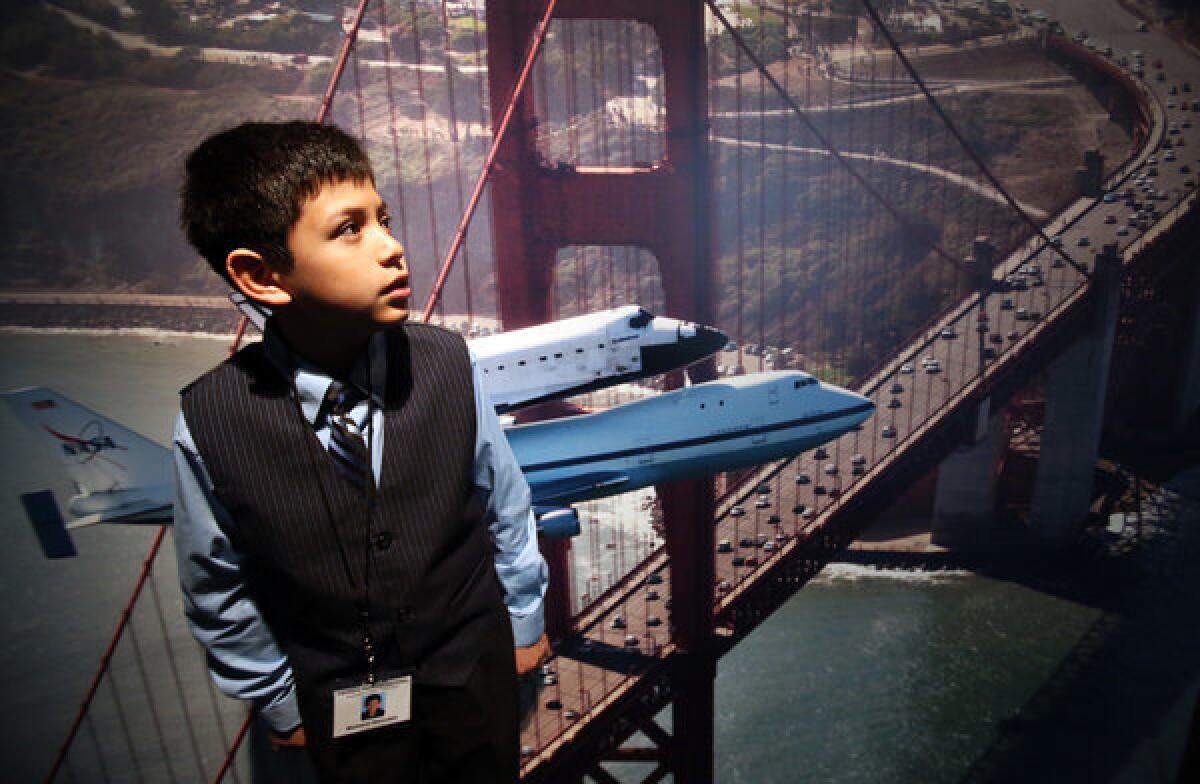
181, 323, 506, 738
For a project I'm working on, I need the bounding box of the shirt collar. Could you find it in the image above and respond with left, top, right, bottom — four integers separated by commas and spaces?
262, 319, 387, 426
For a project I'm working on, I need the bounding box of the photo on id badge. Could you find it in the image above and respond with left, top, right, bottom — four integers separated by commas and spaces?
333, 675, 412, 737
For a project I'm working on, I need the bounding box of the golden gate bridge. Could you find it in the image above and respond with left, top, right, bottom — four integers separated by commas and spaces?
36, 0, 1200, 781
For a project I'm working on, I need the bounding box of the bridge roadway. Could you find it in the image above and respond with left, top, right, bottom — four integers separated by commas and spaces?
517, 7, 1198, 778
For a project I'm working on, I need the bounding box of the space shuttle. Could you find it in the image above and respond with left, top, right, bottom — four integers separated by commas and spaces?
470, 305, 727, 412
3, 306, 873, 557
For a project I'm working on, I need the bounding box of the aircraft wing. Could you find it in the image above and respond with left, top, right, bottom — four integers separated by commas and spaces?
529, 471, 631, 506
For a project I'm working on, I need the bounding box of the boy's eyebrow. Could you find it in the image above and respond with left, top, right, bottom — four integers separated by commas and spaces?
325, 199, 389, 224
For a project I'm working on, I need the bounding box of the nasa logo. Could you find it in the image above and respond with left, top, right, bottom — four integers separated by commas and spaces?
61, 435, 120, 457
44, 426, 125, 457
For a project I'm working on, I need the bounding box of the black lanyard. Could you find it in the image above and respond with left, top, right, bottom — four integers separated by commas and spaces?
289, 372, 380, 683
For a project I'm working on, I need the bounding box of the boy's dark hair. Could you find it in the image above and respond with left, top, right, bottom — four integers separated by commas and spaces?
180, 121, 375, 287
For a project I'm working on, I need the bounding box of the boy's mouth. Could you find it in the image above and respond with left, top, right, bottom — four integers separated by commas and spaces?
382, 277, 411, 300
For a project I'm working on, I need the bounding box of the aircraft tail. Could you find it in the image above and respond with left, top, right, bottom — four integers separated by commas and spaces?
20, 490, 78, 559
1, 387, 171, 496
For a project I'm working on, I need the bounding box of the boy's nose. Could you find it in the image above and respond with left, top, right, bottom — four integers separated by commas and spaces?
378, 231, 405, 269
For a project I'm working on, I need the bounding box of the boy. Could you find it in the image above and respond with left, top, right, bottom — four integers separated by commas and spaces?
174, 121, 550, 782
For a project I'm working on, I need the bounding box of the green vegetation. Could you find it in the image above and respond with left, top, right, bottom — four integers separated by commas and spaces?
446, 16, 485, 53
0, 2, 314, 91
384, 1, 446, 55
711, 9, 789, 77
123, 0, 340, 55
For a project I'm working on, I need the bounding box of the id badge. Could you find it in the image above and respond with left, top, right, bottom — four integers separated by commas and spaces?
331, 675, 412, 738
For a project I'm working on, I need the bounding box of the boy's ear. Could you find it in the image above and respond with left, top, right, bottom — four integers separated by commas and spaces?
226, 248, 293, 307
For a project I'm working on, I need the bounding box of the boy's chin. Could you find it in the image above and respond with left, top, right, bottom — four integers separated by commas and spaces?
375, 305, 410, 326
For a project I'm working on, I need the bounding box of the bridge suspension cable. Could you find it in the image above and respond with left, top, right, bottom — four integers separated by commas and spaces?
422, 0, 561, 320
704, 0, 975, 278
858, 0, 1090, 280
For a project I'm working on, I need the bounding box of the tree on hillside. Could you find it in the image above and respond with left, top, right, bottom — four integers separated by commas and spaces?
711, 8, 789, 76
128, 0, 186, 41
386, 1, 447, 55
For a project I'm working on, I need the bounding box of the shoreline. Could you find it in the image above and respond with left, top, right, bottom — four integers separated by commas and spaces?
0, 301, 245, 334
0, 324, 247, 341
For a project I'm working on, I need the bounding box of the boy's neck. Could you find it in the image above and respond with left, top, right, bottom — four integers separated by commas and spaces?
273, 315, 372, 379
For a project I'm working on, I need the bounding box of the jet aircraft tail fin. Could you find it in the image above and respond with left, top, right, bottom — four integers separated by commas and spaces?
1, 387, 171, 497
20, 490, 78, 559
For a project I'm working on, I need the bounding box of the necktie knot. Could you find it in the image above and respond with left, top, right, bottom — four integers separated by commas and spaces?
324, 381, 370, 491
325, 381, 361, 420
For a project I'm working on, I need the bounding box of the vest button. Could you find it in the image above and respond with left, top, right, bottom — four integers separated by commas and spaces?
397, 607, 416, 624
374, 532, 393, 551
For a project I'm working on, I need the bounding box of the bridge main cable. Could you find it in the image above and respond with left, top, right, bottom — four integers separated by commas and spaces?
422, 0, 561, 320
859, 0, 1090, 279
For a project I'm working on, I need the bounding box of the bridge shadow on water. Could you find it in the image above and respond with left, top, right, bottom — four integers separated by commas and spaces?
840, 445, 1200, 783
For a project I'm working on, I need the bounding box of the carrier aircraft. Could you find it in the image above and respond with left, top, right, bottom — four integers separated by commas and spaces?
2, 308, 873, 557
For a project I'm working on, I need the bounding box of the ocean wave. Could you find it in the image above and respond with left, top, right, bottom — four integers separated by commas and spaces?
0, 325, 255, 342
815, 562, 974, 583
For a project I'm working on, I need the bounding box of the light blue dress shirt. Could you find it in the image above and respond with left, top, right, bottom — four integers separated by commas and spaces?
172, 323, 548, 732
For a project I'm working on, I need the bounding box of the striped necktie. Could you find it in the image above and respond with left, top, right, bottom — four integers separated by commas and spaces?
324, 381, 371, 492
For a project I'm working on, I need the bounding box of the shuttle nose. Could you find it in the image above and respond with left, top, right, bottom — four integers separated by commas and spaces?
682, 323, 729, 358
641, 319, 728, 375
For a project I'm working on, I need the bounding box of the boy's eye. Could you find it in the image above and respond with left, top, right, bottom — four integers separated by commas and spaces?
380, 214, 392, 231
336, 221, 359, 238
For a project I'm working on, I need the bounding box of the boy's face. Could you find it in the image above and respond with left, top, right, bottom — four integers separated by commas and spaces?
275, 177, 410, 333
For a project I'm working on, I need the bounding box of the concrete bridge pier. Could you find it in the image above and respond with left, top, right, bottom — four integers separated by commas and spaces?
931, 398, 1006, 548
1075, 149, 1105, 198
1029, 244, 1122, 543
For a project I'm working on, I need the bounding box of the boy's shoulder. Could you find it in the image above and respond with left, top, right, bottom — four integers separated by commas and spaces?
392, 320, 463, 341
384, 321, 471, 360
180, 339, 273, 400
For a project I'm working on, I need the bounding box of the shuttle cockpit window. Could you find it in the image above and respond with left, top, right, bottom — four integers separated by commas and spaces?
629, 308, 653, 329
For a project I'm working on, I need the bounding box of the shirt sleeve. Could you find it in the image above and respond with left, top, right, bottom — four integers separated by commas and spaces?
468, 352, 549, 647
172, 411, 302, 733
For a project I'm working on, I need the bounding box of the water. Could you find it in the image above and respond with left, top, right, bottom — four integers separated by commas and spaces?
0, 330, 1158, 783
713, 565, 1098, 784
